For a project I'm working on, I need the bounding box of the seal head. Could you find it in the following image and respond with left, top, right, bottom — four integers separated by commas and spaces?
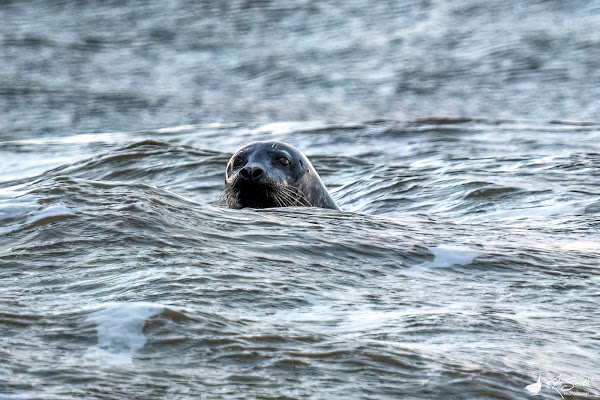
225, 141, 339, 210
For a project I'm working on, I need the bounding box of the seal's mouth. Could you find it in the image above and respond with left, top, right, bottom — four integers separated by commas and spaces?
227, 179, 279, 209
226, 176, 313, 209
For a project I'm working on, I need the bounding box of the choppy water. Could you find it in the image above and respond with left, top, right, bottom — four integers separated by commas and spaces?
2, 1, 600, 400
2, 120, 599, 399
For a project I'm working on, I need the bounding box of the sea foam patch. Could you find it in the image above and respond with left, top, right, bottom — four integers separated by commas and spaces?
0, 393, 37, 400
0, 195, 75, 235
0, 199, 39, 220
420, 245, 479, 268
84, 302, 165, 366
478, 201, 587, 221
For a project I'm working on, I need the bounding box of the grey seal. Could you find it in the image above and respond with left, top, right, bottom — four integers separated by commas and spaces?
225, 141, 339, 210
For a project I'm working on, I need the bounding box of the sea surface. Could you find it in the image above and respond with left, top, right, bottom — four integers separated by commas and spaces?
1, 1, 600, 399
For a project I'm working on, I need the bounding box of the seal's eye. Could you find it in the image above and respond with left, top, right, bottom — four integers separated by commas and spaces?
232, 156, 244, 167
277, 157, 290, 166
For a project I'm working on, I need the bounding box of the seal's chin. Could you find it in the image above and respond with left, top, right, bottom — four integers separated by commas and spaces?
228, 179, 279, 209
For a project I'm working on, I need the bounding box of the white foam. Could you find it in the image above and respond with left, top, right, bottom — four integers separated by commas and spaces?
0, 132, 127, 146
266, 302, 478, 337
477, 202, 587, 221
84, 302, 165, 366
0, 198, 75, 235
243, 121, 364, 136
264, 304, 406, 336
555, 240, 600, 252
0, 393, 36, 400
0, 200, 39, 220
156, 124, 199, 133
420, 245, 479, 268
245, 121, 325, 136
25, 205, 74, 224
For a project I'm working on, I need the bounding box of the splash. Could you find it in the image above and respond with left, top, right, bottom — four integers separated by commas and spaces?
84, 302, 165, 366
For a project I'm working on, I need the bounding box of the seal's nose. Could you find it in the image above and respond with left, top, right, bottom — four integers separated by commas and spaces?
239, 166, 264, 181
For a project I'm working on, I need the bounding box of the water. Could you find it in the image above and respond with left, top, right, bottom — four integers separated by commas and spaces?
1, 1, 600, 400
3, 0, 600, 137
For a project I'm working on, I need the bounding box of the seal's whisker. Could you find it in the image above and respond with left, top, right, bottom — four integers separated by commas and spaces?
293, 189, 312, 207
284, 192, 300, 207
277, 186, 301, 207
275, 192, 287, 208
270, 189, 284, 207
224, 185, 241, 209
278, 190, 292, 207
283, 186, 309, 203
279, 189, 301, 207
281, 186, 312, 207
273, 195, 282, 208
214, 188, 229, 206
273, 189, 291, 207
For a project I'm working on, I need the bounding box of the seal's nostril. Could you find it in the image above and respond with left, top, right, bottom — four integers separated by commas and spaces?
240, 166, 263, 180
252, 168, 263, 179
